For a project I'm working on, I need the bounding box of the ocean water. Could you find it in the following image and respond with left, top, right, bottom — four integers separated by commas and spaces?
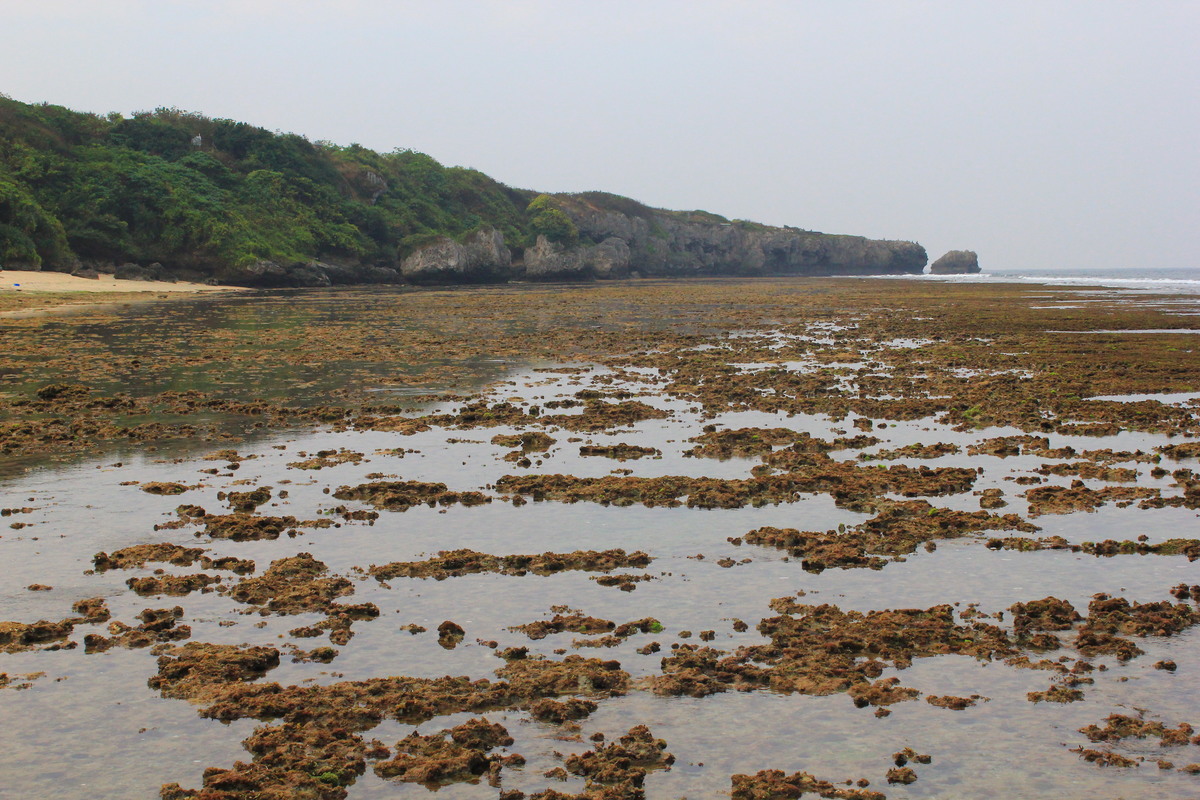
915, 266, 1200, 295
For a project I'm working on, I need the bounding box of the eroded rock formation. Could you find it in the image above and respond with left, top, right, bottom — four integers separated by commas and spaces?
929, 250, 980, 274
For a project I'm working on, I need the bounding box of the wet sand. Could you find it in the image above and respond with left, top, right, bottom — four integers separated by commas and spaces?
0, 270, 250, 317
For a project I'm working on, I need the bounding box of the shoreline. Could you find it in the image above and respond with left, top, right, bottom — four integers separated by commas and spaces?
0, 270, 252, 317
0, 269, 249, 294
2, 268, 1196, 322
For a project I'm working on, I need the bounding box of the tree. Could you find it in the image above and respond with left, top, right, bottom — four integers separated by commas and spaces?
527, 195, 578, 246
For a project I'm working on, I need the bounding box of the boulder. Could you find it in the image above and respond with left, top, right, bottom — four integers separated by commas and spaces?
286, 263, 332, 287
115, 262, 158, 281
929, 250, 980, 274
362, 266, 402, 284
81, 261, 116, 276
148, 263, 176, 283
305, 260, 398, 285
220, 260, 288, 286
113, 262, 176, 282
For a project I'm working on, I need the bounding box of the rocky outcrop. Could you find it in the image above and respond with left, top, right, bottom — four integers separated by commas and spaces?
285, 263, 333, 287
400, 229, 512, 283
115, 262, 176, 283
929, 250, 980, 274
220, 259, 288, 286
523, 235, 631, 280
524, 194, 927, 280
213, 260, 402, 288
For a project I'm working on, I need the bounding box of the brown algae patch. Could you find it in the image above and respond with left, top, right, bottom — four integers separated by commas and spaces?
286, 449, 365, 470
1023, 482, 1161, 516
731, 769, 885, 800
84, 606, 191, 652
197, 513, 333, 541
373, 717, 517, 787
682, 427, 876, 459
332, 480, 492, 511
369, 549, 652, 581
741, 499, 1038, 572
93, 543, 255, 574
228, 554, 378, 646
495, 458, 978, 510
644, 601, 1016, 699
578, 443, 662, 460
156, 652, 629, 798
1071, 713, 1200, 773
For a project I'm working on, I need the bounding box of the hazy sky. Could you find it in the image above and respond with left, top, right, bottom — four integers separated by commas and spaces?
3, 1, 1197, 271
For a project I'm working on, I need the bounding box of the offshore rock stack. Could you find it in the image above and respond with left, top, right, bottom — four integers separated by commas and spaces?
929, 250, 980, 274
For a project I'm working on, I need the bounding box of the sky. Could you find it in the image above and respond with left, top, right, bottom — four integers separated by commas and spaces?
2, 0, 1197, 271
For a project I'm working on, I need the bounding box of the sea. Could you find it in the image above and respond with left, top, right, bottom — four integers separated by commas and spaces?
911, 265, 1200, 295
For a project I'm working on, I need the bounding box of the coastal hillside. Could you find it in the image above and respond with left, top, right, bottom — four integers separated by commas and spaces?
0, 96, 926, 286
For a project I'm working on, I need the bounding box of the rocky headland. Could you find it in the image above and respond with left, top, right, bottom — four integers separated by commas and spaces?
396, 194, 927, 286
0, 97, 928, 288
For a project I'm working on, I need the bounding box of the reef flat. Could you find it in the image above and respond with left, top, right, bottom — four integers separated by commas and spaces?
1, 277, 1198, 799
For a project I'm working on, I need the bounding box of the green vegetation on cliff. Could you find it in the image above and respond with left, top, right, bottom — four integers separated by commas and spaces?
0, 95, 926, 284
0, 97, 535, 278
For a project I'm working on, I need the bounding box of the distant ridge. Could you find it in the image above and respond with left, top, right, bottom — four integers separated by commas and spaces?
0, 96, 925, 286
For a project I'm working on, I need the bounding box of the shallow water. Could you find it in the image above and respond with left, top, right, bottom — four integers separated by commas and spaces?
2, 287, 1199, 799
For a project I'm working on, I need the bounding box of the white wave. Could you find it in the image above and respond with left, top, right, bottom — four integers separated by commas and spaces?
904, 270, 1200, 295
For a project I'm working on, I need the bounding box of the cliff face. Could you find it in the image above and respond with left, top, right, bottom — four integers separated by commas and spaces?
400, 193, 927, 284
554, 197, 926, 279
400, 229, 511, 283
523, 235, 631, 279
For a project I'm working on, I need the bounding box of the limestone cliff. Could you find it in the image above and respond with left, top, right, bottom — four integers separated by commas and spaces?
542, 193, 926, 279
400, 192, 927, 283
215, 198, 928, 286
400, 229, 512, 283
523, 235, 631, 279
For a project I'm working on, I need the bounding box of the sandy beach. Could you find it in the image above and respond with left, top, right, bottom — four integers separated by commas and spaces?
0, 269, 245, 294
